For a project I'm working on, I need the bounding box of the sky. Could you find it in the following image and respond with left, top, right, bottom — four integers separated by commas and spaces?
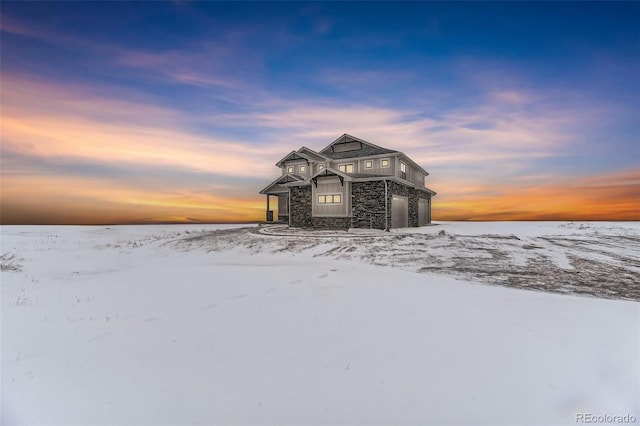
1, 1, 638, 224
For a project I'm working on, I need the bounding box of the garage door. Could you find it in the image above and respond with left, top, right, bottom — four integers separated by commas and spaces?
418, 199, 428, 226
391, 195, 408, 229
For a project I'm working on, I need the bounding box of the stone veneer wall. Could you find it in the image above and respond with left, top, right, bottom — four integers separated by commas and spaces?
290, 181, 431, 230
351, 181, 388, 230
312, 217, 351, 230
289, 186, 312, 228
387, 181, 419, 227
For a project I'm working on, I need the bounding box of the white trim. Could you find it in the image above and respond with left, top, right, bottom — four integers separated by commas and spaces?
298, 165, 306, 173
380, 158, 390, 168
287, 166, 294, 174
364, 159, 373, 169
317, 194, 343, 205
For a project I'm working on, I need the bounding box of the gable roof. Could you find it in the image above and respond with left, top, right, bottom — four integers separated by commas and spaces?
319, 133, 387, 155
275, 150, 314, 167
325, 146, 397, 160
318, 133, 399, 160
298, 146, 329, 162
308, 166, 353, 182
259, 173, 304, 194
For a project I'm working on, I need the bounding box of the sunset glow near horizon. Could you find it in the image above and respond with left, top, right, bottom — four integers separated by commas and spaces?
1, 2, 638, 224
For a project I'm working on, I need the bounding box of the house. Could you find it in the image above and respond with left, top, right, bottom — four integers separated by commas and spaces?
259, 134, 436, 230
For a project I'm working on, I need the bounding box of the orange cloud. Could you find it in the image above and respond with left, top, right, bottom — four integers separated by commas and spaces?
433, 169, 640, 221
1, 174, 265, 225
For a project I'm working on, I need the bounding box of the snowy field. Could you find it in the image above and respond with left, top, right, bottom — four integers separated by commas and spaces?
1, 222, 639, 425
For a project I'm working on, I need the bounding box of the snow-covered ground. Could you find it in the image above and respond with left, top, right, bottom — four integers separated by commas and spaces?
2, 222, 639, 425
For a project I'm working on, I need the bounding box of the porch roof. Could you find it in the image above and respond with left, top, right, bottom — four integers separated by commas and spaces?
259, 173, 304, 194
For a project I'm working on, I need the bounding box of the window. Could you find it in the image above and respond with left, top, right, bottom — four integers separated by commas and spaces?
299, 165, 306, 173
318, 194, 342, 204
365, 160, 373, 169
380, 159, 390, 168
287, 166, 294, 174
318, 164, 325, 171
400, 161, 407, 179
338, 164, 354, 173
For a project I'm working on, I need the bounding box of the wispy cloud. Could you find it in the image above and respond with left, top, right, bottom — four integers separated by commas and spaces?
1, 74, 292, 179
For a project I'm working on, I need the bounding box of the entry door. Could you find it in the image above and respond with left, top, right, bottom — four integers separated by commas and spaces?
391, 195, 408, 229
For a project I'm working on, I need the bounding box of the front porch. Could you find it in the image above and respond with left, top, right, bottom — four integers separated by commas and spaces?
264, 193, 289, 223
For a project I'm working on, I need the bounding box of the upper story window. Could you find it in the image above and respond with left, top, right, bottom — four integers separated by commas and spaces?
338, 164, 354, 173
287, 166, 294, 174
380, 158, 390, 168
400, 161, 407, 179
318, 164, 325, 171
299, 165, 306, 173
365, 160, 373, 169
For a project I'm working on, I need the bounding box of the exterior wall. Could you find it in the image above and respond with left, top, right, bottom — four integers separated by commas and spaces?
397, 156, 426, 188
312, 217, 351, 230
312, 178, 348, 216
387, 181, 419, 227
313, 163, 328, 174
277, 193, 288, 221
355, 157, 396, 177
282, 160, 310, 177
289, 186, 312, 228
351, 181, 388, 230
331, 160, 359, 174
277, 194, 288, 214
331, 141, 362, 152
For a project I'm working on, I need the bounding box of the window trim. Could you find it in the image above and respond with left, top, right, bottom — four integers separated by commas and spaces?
317, 194, 343, 205
338, 163, 354, 173
400, 161, 407, 180
299, 165, 306, 173
364, 160, 373, 169
380, 158, 390, 168
318, 164, 325, 171
287, 166, 294, 174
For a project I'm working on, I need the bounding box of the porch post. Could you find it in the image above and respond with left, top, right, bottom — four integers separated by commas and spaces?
266, 194, 273, 222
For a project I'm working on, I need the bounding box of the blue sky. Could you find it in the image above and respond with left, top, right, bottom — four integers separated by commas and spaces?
1, 1, 638, 223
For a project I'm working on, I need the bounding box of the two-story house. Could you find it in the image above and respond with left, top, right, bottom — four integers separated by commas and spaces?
259, 134, 436, 230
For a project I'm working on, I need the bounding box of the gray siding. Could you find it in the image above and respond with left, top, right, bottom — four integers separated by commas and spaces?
312, 179, 349, 216
278, 194, 288, 214
313, 163, 328, 174
397, 157, 425, 187
282, 160, 311, 177
331, 141, 362, 152
330, 160, 358, 174
356, 157, 395, 176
